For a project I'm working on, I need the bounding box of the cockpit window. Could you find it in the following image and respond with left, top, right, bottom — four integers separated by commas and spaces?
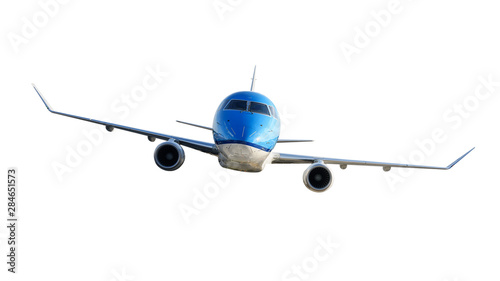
225, 99, 247, 111
268, 105, 276, 118
249, 102, 270, 116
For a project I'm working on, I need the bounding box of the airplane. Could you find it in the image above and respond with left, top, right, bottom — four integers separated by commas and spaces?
32, 67, 474, 192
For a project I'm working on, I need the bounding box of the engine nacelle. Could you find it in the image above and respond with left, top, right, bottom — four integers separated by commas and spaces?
303, 163, 333, 192
154, 141, 185, 171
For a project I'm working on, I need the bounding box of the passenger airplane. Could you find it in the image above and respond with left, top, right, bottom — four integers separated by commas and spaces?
33, 67, 474, 192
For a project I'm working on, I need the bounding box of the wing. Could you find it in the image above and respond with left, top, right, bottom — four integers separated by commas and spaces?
271, 148, 475, 171
33, 84, 218, 155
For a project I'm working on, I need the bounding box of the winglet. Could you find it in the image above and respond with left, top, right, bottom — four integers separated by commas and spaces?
250, 65, 257, 92
447, 147, 475, 169
32, 83, 54, 112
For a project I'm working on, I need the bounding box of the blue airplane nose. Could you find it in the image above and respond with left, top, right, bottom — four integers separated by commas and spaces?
212, 91, 281, 153
218, 111, 278, 150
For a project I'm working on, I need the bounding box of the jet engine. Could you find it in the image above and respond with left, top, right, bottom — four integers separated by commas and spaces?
303, 163, 333, 192
154, 141, 185, 171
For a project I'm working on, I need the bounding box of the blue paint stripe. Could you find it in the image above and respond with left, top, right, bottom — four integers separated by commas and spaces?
216, 140, 272, 152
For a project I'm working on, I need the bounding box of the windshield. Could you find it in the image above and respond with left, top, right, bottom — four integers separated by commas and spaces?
225, 99, 247, 111
249, 102, 270, 116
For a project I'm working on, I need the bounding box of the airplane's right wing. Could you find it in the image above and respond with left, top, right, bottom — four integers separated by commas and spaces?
33, 84, 218, 155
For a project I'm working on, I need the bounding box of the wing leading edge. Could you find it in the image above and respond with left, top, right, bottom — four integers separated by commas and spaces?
32, 84, 218, 155
271, 147, 475, 171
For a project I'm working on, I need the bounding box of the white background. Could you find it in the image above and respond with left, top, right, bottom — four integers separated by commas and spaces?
1, 0, 499, 280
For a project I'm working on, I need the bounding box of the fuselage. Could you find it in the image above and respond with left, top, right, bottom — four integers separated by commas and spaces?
213, 91, 280, 172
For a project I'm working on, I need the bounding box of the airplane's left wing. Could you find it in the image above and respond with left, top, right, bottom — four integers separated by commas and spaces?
271, 147, 474, 171
33, 84, 218, 155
